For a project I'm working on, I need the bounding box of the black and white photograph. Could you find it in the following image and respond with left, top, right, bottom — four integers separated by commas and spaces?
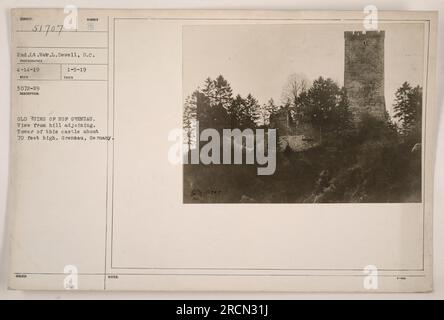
1, 5, 441, 298
183, 24, 424, 203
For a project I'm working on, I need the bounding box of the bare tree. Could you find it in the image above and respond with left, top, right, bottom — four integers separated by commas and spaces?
280, 73, 310, 107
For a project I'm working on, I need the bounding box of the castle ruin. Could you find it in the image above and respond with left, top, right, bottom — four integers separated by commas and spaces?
272, 30, 387, 152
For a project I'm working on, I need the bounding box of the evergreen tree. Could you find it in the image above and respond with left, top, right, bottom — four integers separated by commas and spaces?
258, 98, 280, 127
198, 76, 233, 131
202, 75, 233, 109
227, 94, 245, 128
329, 87, 353, 142
213, 75, 233, 109
239, 94, 260, 129
299, 77, 352, 144
393, 82, 422, 139
183, 92, 198, 151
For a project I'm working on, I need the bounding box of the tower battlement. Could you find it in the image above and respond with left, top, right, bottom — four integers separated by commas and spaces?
344, 30, 385, 40
344, 30, 386, 120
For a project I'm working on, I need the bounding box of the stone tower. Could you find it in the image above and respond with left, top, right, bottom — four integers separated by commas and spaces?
344, 31, 386, 120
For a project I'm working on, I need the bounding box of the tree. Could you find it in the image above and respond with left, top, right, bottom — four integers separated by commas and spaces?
213, 75, 233, 109
258, 98, 280, 127
201, 77, 215, 104
202, 75, 233, 109
186, 75, 261, 132
198, 76, 233, 131
238, 94, 260, 129
195, 90, 212, 131
328, 87, 353, 143
393, 82, 422, 139
281, 73, 310, 107
227, 94, 244, 128
299, 77, 352, 144
183, 92, 198, 151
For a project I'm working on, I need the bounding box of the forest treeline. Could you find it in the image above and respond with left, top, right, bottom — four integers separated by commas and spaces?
183, 74, 423, 203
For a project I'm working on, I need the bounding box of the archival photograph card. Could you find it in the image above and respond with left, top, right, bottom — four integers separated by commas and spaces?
7, 9, 437, 292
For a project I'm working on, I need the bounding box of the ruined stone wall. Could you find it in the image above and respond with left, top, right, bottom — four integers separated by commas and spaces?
270, 108, 320, 152
269, 110, 290, 135
278, 135, 319, 152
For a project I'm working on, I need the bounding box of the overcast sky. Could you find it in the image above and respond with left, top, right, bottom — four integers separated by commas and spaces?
183, 22, 425, 116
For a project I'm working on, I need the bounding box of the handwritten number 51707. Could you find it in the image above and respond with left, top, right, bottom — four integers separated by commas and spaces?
32, 24, 64, 36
